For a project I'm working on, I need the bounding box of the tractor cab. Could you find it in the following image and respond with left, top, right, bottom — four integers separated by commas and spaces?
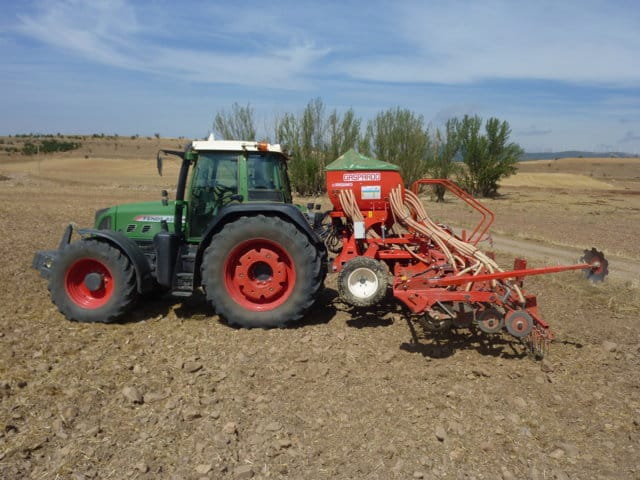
184, 140, 293, 239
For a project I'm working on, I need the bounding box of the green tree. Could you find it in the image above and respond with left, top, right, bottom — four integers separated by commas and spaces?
426, 118, 461, 202
214, 102, 257, 140
457, 115, 522, 197
365, 108, 430, 186
327, 108, 362, 162
275, 99, 324, 195
275, 98, 363, 195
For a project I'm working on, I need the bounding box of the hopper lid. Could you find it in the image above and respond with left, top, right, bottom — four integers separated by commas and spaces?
325, 148, 400, 171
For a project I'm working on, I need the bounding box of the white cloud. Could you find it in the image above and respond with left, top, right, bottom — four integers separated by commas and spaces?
340, 1, 640, 86
15, 0, 330, 89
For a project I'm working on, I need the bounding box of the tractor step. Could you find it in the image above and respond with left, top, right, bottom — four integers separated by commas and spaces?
172, 272, 194, 296
170, 291, 193, 297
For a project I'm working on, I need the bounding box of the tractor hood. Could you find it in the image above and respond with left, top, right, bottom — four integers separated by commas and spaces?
95, 200, 179, 240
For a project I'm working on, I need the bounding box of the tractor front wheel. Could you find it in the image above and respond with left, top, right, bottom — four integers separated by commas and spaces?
201, 215, 323, 328
48, 240, 137, 323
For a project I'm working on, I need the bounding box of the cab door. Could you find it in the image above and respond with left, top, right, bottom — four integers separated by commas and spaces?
187, 152, 239, 240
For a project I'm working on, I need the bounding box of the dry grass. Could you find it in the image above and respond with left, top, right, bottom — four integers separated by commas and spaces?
500, 172, 618, 190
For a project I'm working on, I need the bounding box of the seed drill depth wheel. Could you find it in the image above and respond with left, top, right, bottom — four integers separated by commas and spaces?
476, 307, 505, 334
201, 215, 324, 328
338, 257, 389, 308
504, 310, 534, 338
48, 239, 137, 323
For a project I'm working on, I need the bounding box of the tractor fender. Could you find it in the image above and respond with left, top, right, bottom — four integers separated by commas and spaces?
195, 203, 327, 286
77, 228, 155, 294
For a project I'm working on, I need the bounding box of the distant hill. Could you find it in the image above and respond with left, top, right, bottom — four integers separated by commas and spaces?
521, 151, 638, 161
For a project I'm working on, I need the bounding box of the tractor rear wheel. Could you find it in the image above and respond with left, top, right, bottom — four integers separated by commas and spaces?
48, 240, 137, 323
201, 215, 324, 328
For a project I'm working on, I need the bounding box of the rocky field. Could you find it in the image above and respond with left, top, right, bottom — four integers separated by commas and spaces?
1, 148, 639, 479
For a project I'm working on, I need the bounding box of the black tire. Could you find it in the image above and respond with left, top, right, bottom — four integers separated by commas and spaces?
201, 215, 324, 328
48, 240, 137, 323
338, 257, 389, 308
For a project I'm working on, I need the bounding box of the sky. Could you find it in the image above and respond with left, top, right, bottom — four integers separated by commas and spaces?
2, 0, 640, 153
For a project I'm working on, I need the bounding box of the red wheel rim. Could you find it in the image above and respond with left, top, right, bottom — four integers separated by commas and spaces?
224, 238, 296, 312
64, 258, 114, 309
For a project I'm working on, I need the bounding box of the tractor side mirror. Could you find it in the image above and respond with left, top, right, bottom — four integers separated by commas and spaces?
161, 189, 169, 206
156, 151, 163, 176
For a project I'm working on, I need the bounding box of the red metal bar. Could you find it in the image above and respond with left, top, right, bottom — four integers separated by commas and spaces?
410, 179, 495, 245
426, 263, 592, 287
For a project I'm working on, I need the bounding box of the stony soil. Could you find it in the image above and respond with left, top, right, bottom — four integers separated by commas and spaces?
1, 153, 639, 479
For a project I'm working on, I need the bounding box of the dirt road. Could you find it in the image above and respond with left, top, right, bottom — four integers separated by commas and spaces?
490, 234, 640, 284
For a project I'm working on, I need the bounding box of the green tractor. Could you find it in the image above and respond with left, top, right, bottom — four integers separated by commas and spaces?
32, 139, 327, 328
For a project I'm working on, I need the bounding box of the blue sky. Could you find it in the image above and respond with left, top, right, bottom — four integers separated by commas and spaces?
2, 0, 640, 153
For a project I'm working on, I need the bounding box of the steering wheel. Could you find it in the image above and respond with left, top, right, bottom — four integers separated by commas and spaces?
213, 181, 234, 195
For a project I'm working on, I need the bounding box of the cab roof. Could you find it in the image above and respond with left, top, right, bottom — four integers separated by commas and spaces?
190, 139, 285, 154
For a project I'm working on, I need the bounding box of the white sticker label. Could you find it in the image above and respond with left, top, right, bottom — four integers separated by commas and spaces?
343, 172, 381, 182
361, 185, 381, 200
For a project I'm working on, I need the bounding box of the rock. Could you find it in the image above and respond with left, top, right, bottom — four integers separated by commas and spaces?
509, 396, 527, 409
211, 371, 228, 382
195, 464, 212, 474
143, 391, 166, 403
17, 380, 27, 388
479, 440, 493, 451
506, 413, 520, 424
183, 361, 203, 373
540, 359, 555, 373
381, 351, 396, 363
265, 421, 281, 432
501, 466, 516, 480
223, 422, 237, 434
391, 459, 404, 473
182, 408, 202, 421
556, 442, 579, 458
61, 406, 78, 423
449, 448, 464, 461
435, 425, 447, 442
233, 464, 253, 479
471, 367, 491, 377
413, 472, 424, 479
135, 461, 149, 473
602, 341, 618, 353
277, 439, 292, 449
122, 386, 143, 404
549, 448, 565, 459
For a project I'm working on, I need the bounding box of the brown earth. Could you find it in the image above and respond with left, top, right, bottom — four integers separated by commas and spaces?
1, 140, 639, 479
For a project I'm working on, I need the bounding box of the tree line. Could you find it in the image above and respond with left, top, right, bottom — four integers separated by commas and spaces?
213, 99, 523, 199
